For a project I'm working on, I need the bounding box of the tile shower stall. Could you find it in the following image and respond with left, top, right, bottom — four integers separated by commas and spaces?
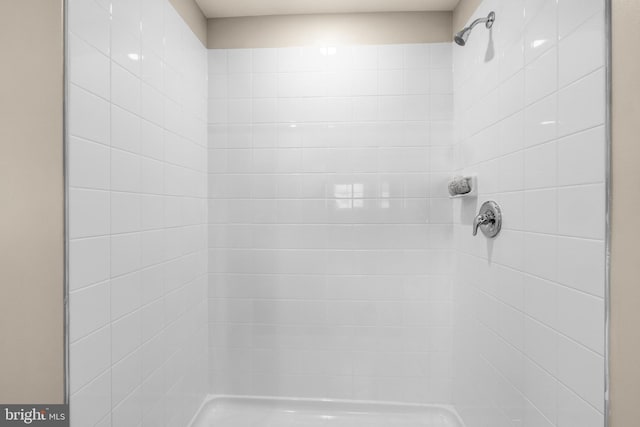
67, 0, 607, 426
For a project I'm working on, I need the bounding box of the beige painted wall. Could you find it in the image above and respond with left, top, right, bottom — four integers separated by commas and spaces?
0, 0, 65, 403
169, 0, 208, 45
197, 0, 460, 18
452, 0, 482, 31
610, 0, 640, 425
207, 12, 453, 49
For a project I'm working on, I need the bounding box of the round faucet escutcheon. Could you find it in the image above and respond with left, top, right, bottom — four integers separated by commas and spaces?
472, 201, 502, 238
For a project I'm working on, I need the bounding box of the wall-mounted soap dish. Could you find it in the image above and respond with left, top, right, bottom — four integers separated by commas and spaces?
448, 175, 477, 198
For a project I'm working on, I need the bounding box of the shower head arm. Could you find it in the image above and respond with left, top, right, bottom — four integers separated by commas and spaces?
466, 11, 495, 32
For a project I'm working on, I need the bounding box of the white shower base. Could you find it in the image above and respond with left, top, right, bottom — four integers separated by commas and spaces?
189, 396, 464, 427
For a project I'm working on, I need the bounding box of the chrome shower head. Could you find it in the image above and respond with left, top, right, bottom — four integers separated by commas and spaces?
454, 11, 495, 47
454, 27, 472, 46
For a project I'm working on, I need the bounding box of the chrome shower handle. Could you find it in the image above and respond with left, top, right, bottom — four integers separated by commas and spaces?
472, 201, 502, 238
472, 211, 494, 236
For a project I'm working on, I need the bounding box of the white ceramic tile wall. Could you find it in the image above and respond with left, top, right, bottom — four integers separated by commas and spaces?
68, 0, 208, 426
67, 0, 607, 421
207, 43, 455, 403
451, 1, 606, 426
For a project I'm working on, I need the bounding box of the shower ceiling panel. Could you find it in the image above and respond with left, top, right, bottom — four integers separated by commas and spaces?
196, 0, 461, 18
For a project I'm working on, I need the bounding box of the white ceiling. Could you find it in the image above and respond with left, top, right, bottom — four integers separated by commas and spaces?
196, 0, 461, 18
